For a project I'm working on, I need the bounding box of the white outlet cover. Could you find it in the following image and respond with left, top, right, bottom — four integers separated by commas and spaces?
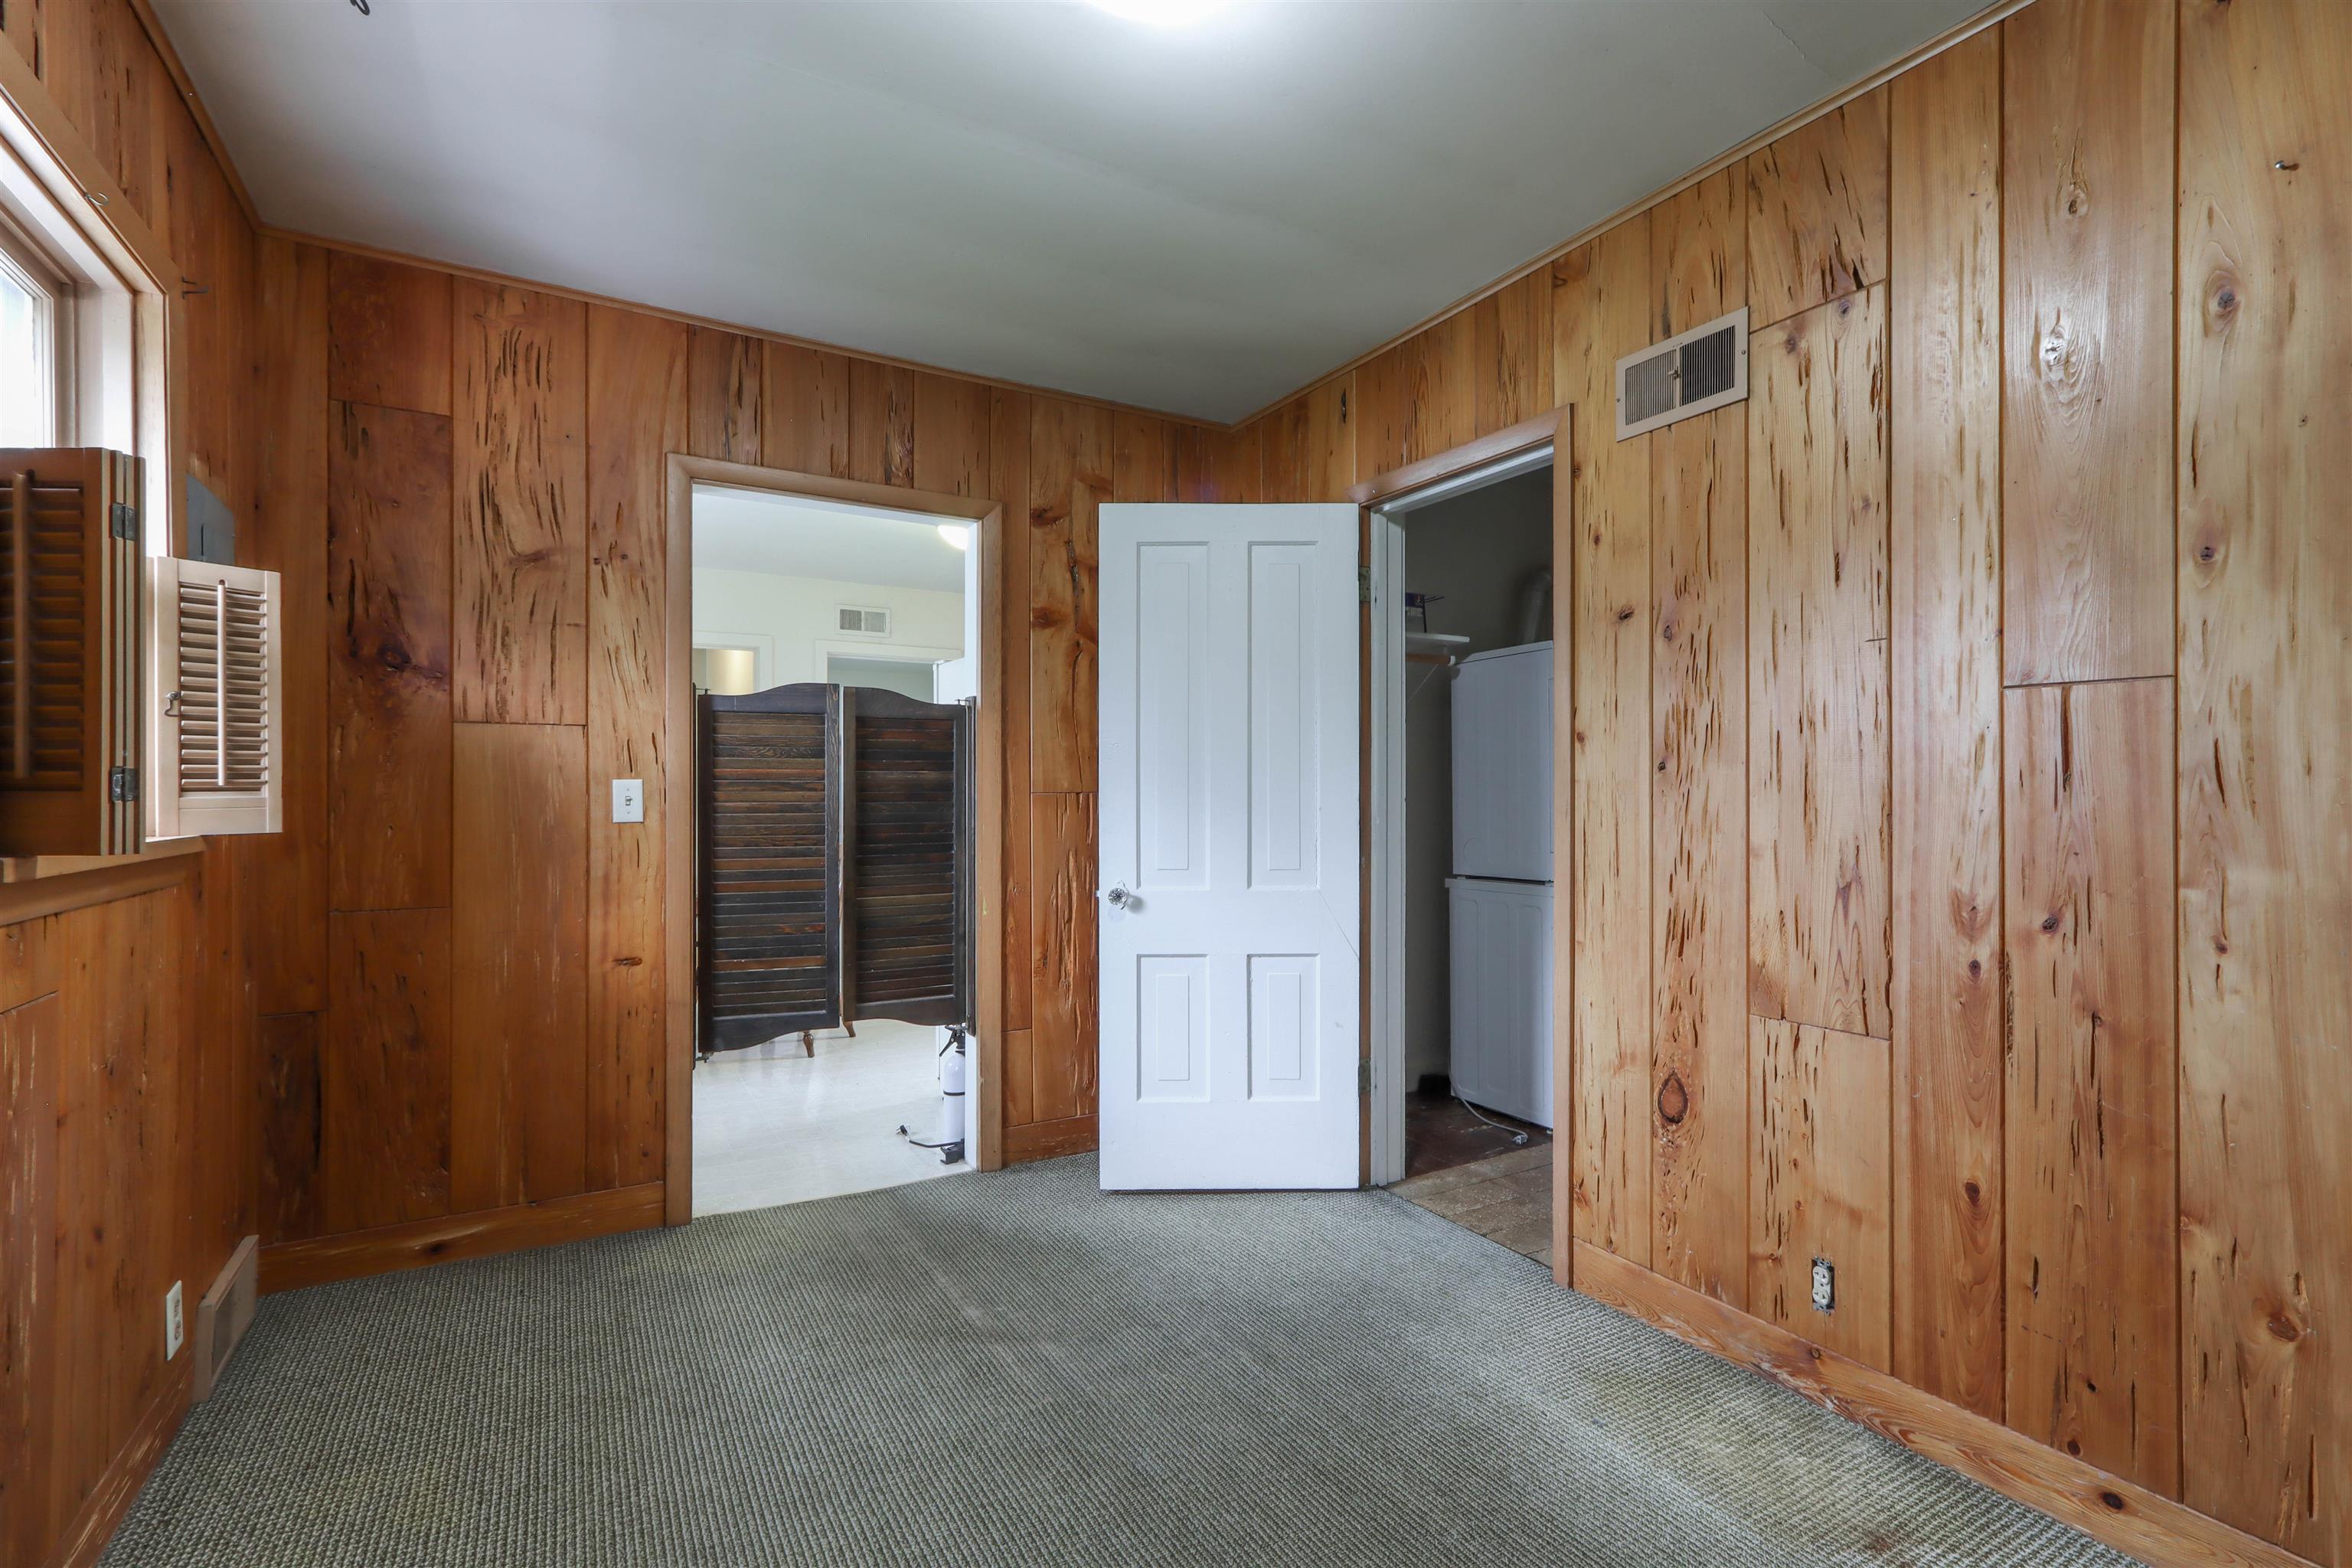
165, 1279, 185, 1357
1809, 1257, 1834, 1313
611, 779, 644, 824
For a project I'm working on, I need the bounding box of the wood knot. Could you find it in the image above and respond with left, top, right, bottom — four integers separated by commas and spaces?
613, 956, 643, 968
1615, 606, 1635, 623
2265, 1311, 2303, 1343
2060, 179, 2090, 219
1963, 1180, 1983, 1206
2273, 159, 2300, 172
2099, 1492, 2126, 1513
1656, 1073, 1689, 1126
2040, 912, 2063, 933
1967, 959, 1982, 979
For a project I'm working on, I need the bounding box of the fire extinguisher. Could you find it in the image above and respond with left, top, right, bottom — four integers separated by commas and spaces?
899, 1026, 967, 1165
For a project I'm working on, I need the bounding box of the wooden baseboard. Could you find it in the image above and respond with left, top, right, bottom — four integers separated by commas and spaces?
45, 1357, 191, 1568
260, 1184, 666, 1294
1001, 1114, 1097, 1164
1569, 1241, 2313, 1568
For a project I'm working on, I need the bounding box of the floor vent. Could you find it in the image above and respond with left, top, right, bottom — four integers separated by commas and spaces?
1615, 305, 1749, 440
194, 1234, 260, 1401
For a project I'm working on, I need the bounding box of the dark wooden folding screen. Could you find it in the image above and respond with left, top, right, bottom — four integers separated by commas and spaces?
695, 682, 972, 1054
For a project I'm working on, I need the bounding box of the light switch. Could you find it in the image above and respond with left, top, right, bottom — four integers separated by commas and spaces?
611, 779, 645, 824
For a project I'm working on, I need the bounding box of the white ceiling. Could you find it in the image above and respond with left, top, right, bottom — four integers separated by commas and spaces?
694, 486, 969, 593
154, 0, 1982, 423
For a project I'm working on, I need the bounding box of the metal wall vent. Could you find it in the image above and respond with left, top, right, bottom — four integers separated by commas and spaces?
837, 606, 890, 636
1615, 305, 1749, 440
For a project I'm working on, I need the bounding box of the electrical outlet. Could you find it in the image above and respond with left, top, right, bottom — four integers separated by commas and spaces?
1810, 1256, 1835, 1314
164, 1280, 185, 1358
611, 778, 644, 824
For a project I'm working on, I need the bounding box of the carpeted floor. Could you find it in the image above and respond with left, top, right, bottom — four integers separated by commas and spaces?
104, 1157, 2141, 1568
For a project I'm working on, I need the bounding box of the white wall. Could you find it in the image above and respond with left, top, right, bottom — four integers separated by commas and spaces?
693, 567, 965, 691
1402, 468, 1553, 1090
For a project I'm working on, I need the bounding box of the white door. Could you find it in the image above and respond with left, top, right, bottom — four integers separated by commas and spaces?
1097, 502, 1361, 1190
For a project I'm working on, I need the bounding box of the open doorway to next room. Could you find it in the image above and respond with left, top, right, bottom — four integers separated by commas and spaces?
1373, 459, 1557, 1266
690, 484, 981, 1216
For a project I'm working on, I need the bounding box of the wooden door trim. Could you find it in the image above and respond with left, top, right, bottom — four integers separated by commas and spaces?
1348, 412, 1560, 507
1354, 406, 1572, 1191
664, 456, 1008, 1224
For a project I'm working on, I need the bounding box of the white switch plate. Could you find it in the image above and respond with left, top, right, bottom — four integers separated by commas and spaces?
611, 779, 644, 824
165, 1279, 185, 1358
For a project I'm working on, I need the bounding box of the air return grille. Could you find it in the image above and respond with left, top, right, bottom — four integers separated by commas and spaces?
1615, 306, 1749, 440
837, 605, 890, 636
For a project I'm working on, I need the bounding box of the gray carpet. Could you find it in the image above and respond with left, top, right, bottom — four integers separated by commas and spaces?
105, 1157, 2140, 1567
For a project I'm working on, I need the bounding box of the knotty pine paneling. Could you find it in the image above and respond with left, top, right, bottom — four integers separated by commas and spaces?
1472, 270, 1553, 436
250, 238, 331, 1015
1112, 412, 1178, 504
993, 389, 1034, 1035
1, 986, 57, 1568
1886, 28, 2004, 1422
1750, 1017, 1892, 1372
327, 400, 454, 912
328, 253, 453, 418
449, 723, 590, 1213
2, 15, 273, 1568
1746, 286, 1890, 1040
1175, 423, 1262, 504
2004, 678, 2178, 1495
323, 909, 454, 1233
1555, 222, 1653, 1265
1648, 167, 1748, 1308
1028, 398, 1109, 793
256, 1011, 323, 1245
454, 281, 590, 726
1355, 309, 1473, 479
1256, 374, 1353, 505
912, 373, 991, 499
46, 889, 190, 1557
687, 328, 763, 465
2000, 0, 2174, 688
762, 342, 850, 479
2177, 1, 2352, 1557
848, 358, 915, 487
1744, 87, 1889, 330
585, 305, 684, 1192
1027, 792, 1098, 1125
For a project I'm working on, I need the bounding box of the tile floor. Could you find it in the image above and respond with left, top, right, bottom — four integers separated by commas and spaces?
1390, 1142, 1555, 1269
692, 1019, 970, 1216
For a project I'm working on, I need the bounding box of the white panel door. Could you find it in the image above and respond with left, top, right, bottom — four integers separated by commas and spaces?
1099, 503, 1359, 1190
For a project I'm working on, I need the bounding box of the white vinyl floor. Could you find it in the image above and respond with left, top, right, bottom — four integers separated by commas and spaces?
692, 1019, 971, 1217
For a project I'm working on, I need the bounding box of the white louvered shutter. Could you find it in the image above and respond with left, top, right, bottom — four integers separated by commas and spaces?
146, 557, 283, 838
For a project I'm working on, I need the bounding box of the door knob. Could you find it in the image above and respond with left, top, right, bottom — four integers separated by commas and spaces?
1102, 884, 1133, 910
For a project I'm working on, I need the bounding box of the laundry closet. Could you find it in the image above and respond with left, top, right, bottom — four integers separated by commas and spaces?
1390, 466, 1557, 1186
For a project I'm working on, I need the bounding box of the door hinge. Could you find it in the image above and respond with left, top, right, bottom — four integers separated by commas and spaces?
1357, 565, 1373, 605
110, 501, 139, 542
1357, 1058, 1372, 1097
110, 766, 139, 802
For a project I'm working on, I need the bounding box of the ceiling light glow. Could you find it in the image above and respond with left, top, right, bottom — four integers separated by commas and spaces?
1083, 0, 1229, 25
937, 523, 972, 551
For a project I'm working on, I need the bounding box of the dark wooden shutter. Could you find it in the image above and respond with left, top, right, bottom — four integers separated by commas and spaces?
0, 449, 142, 856
845, 687, 972, 1028
695, 684, 847, 1051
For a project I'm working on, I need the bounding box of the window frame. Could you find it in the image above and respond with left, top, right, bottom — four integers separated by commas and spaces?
0, 198, 77, 447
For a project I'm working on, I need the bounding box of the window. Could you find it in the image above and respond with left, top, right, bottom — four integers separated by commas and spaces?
0, 212, 66, 447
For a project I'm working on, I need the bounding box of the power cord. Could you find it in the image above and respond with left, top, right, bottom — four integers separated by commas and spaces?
1455, 1095, 1531, 1147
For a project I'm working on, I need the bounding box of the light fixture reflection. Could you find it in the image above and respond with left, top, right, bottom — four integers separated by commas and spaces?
1084, 0, 1229, 24
937, 523, 972, 551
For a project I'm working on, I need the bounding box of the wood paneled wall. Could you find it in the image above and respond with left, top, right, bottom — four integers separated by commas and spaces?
1221, 4, 2349, 1563
243, 245, 1256, 1227
0, 4, 263, 1566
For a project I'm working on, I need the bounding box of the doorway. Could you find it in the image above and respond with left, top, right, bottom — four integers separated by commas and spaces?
1367, 439, 1560, 1265
662, 458, 1005, 1223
